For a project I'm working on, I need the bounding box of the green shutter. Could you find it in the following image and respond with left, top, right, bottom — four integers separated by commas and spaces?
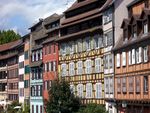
25, 65, 30, 74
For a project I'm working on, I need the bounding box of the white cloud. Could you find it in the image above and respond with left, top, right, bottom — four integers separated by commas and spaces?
0, 0, 75, 35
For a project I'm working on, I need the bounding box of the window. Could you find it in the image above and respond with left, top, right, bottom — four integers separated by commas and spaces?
19, 75, 24, 81
70, 84, 75, 94
19, 88, 24, 97
77, 61, 83, 75
143, 20, 148, 34
123, 29, 128, 41
61, 43, 66, 55
69, 42, 74, 54
117, 78, 121, 93
32, 52, 35, 62
95, 83, 102, 98
104, 55, 108, 69
77, 84, 83, 98
122, 52, 126, 66
32, 105, 34, 113
24, 51, 29, 60
143, 46, 148, 62
24, 80, 29, 88
78, 39, 82, 52
136, 76, 140, 93
104, 78, 109, 94
122, 77, 126, 93
25, 65, 30, 74
132, 25, 137, 38
69, 62, 75, 76
86, 83, 92, 98
36, 105, 38, 113
109, 77, 113, 94
61, 64, 67, 77
95, 58, 101, 73
128, 51, 132, 65
129, 77, 134, 93
40, 50, 42, 60
136, 48, 139, 63
40, 105, 43, 113
104, 31, 113, 47
116, 54, 120, 67
53, 61, 56, 71
94, 34, 102, 49
85, 59, 92, 74
86, 37, 91, 51
132, 49, 135, 64
144, 76, 148, 93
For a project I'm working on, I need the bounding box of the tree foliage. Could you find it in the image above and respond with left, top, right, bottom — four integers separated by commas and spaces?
0, 30, 21, 45
77, 103, 108, 113
46, 80, 81, 113
7, 100, 22, 113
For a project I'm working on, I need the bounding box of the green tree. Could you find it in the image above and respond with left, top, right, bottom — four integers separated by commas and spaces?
46, 80, 81, 113
0, 30, 21, 45
7, 100, 22, 113
22, 104, 30, 113
77, 103, 108, 113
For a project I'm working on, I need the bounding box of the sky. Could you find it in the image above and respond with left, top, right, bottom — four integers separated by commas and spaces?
0, 0, 76, 36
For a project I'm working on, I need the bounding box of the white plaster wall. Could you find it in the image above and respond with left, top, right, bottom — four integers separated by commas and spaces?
19, 82, 24, 88
19, 68, 24, 75
114, 0, 134, 43
19, 54, 24, 62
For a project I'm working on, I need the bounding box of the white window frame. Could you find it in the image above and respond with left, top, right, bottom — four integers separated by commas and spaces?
144, 23, 148, 34
128, 51, 132, 65
86, 37, 91, 51
95, 83, 102, 98
77, 84, 83, 98
69, 41, 74, 54
122, 52, 126, 66
61, 64, 67, 77
95, 58, 101, 73
69, 62, 75, 76
116, 54, 120, 67
85, 59, 92, 74
86, 83, 93, 98
61, 43, 66, 56
144, 46, 148, 62
132, 49, 135, 64
77, 61, 83, 75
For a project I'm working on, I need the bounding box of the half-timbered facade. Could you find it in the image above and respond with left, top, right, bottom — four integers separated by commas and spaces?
57, 0, 108, 104
114, 1, 150, 112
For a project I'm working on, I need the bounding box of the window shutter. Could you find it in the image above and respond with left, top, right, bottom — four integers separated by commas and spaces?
116, 54, 120, 67
128, 51, 131, 65
40, 50, 42, 60
122, 52, 126, 66
132, 49, 135, 64
83, 39, 86, 51
139, 47, 142, 63
144, 46, 148, 62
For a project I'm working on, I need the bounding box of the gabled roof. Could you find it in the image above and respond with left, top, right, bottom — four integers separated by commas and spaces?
29, 19, 43, 29
121, 19, 130, 28
43, 13, 62, 26
99, 0, 114, 12
140, 8, 150, 19
64, 0, 98, 13
0, 39, 22, 52
129, 15, 140, 24
127, 0, 143, 8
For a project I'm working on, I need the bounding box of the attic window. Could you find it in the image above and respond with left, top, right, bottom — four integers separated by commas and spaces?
123, 29, 128, 41
143, 20, 148, 34
132, 25, 137, 38
78, 0, 85, 3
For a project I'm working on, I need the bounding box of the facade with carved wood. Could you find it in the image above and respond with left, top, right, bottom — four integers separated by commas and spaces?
57, 0, 109, 104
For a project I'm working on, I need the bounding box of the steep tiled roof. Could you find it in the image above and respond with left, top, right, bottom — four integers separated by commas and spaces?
61, 8, 101, 25
0, 40, 22, 52
44, 13, 62, 26
65, 0, 98, 13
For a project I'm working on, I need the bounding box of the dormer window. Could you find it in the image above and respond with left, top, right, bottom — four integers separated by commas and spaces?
132, 25, 137, 38
143, 20, 148, 34
123, 29, 128, 41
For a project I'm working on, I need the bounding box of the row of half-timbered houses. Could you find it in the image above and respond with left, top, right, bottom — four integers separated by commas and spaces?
1, 0, 150, 113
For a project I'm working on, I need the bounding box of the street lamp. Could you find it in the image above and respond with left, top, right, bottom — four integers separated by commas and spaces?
122, 101, 127, 113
